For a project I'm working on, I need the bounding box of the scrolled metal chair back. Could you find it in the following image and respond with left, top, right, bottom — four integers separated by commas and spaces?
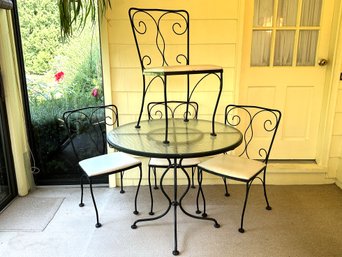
225, 105, 281, 163
147, 101, 198, 120
62, 105, 119, 162
129, 7, 190, 70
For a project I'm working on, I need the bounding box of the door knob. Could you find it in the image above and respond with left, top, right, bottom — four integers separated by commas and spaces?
318, 59, 328, 66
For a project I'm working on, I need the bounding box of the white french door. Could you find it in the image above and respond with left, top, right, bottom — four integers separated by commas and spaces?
240, 0, 335, 159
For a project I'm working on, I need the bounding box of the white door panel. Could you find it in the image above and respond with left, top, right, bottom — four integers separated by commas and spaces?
240, 0, 334, 159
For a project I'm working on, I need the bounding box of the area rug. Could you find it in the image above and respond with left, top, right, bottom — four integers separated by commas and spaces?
0, 196, 64, 232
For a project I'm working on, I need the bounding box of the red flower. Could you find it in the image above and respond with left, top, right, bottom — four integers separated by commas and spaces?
54, 71, 64, 82
91, 87, 98, 97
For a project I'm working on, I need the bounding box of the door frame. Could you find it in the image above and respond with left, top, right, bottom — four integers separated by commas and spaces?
316, 0, 342, 175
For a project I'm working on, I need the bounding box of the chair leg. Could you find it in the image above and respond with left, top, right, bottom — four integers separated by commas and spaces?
191, 167, 196, 188
222, 177, 230, 197
196, 168, 207, 217
239, 182, 252, 233
153, 167, 158, 189
79, 174, 85, 207
195, 169, 202, 214
262, 170, 272, 210
148, 165, 154, 215
88, 177, 101, 228
120, 171, 125, 194
133, 165, 142, 215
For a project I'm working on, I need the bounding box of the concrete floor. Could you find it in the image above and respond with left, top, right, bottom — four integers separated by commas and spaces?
0, 184, 342, 257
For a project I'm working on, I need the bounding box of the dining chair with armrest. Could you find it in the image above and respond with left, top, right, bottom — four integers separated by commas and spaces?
62, 105, 142, 228
147, 100, 201, 215
196, 104, 281, 233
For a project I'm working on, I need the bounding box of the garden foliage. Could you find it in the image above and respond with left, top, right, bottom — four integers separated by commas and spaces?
17, 0, 104, 182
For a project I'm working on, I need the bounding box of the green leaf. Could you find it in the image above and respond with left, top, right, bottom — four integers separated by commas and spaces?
58, 0, 112, 40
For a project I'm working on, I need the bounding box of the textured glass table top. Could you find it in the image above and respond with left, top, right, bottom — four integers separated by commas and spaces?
107, 119, 242, 159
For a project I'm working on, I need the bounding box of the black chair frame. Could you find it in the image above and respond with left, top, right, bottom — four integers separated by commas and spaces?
63, 104, 142, 227
129, 8, 223, 144
196, 104, 281, 232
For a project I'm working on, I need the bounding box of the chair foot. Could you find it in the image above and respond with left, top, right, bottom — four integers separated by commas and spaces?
172, 250, 179, 256
131, 224, 137, 229
149, 211, 154, 215
79, 203, 84, 207
266, 206, 272, 210
191, 185, 196, 189
238, 228, 245, 233
95, 223, 102, 228
153, 186, 159, 190
120, 190, 125, 194
202, 213, 207, 218
195, 210, 201, 214
225, 193, 230, 197
133, 210, 139, 215
214, 223, 220, 228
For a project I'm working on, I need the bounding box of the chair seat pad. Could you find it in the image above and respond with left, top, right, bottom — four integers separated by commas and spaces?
198, 155, 266, 181
149, 157, 201, 167
79, 152, 141, 177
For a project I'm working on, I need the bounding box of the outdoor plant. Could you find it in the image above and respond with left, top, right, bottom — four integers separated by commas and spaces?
58, 0, 112, 40
18, 0, 105, 182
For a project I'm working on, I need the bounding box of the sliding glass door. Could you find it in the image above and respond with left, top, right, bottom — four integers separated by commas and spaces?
0, 70, 17, 211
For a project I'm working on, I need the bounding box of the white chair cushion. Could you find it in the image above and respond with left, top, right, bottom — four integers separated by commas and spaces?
79, 152, 141, 177
149, 157, 201, 167
198, 155, 266, 181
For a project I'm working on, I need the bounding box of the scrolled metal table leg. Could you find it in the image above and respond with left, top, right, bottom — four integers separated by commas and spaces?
179, 166, 220, 228
131, 166, 172, 229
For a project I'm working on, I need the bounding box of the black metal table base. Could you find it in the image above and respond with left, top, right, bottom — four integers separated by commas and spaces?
131, 158, 220, 255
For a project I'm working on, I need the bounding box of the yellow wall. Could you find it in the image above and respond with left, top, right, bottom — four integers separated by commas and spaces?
104, 0, 243, 185
105, 0, 241, 124
334, 64, 342, 187
336, 79, 342, 188
103, 0, 342, 187
327, 0, 342, 188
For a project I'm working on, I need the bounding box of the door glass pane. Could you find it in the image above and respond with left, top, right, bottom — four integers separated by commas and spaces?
300, 0, 322, 26
251, 30, 272, 66
274, 30, 295, 66
253, 0, 274, 27
277, 0, 298, 26
17, 1, 105, 184
297, 30, 318, 66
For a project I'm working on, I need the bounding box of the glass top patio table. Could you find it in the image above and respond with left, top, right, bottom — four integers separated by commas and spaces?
107, 118, 242, 159
107, 118, 242, 255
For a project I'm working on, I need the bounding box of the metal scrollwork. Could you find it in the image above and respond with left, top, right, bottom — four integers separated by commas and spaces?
129, 8, 189, 68
225, 105, 281, 162
148, 101, 198, 120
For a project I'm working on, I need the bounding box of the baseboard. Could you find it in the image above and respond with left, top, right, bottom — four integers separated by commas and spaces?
265, 162, 335, 185
115, 159, 336, 186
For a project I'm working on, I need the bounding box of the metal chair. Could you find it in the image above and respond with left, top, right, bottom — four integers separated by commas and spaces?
128, 8, 223, 143
62, 105, 142, 228
196, 105, 281, 233
147, 101, 201, 215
